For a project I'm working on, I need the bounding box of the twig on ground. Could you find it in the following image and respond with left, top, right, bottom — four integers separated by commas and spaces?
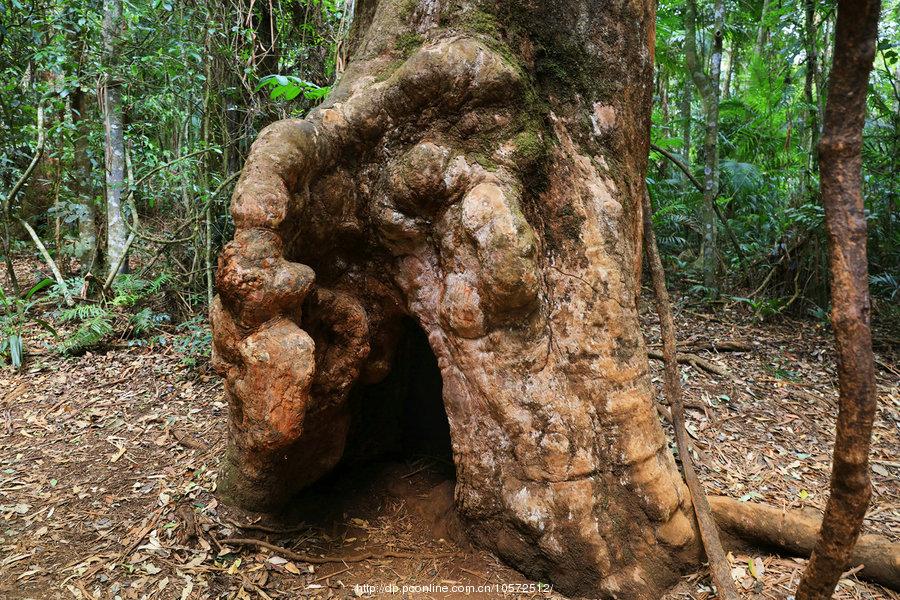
219, 537, 457, 565
647, 350, 731, 378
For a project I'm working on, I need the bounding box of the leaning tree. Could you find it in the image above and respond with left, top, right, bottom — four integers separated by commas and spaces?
210, 0, 892, 597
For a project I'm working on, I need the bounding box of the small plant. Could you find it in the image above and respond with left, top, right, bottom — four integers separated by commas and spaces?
173, 315, 212, 368
57, 305, 114, 355
870, 272, 899, 301
730, 295, 788, 321
56, 274, 171, 355
808, 304, 831, 326
0, 279, 58, 370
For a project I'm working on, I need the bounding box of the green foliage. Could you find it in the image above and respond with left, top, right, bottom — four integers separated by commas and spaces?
56, 274, 171, 355
57, 313, 114, 355
257, 75, 330, 102
0, 279, 58, 370
173, 315, 212, 368
730, 296, 789, 322
651, 0, 899, 310
110, 274, 170, 307
870, 273, 899, 301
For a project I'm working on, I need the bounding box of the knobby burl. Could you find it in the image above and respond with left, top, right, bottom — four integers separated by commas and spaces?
211, 1, 702, 597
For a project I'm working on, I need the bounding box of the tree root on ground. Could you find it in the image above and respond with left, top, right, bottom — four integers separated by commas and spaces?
710, 496, 900, 591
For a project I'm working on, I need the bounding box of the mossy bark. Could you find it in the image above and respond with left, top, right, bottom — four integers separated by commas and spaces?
212, 1, 701, 597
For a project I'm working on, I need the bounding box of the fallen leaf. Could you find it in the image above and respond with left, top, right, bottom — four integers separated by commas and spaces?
284, 562, 301, 575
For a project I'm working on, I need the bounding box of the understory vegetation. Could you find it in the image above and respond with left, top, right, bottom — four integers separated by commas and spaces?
0, 0, 897, 369
650, 0, 899, 316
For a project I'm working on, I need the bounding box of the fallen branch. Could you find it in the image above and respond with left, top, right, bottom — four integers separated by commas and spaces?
709, 496, 899, 591
647, 350, 731, 378
641, 189, 740, 600
681, 340, 753, 352
219, 537, 456, 565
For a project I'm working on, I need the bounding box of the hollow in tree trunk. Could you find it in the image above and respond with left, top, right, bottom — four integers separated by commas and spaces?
211, 1, 703, 597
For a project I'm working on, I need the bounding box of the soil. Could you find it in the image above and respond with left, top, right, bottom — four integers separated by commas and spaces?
1, 263, 897, 599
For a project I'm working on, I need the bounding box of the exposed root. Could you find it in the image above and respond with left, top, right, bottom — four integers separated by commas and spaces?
220, 538, 457, 565
710, 496, 900, 591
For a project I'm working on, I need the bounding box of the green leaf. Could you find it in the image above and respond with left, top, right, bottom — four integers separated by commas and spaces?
25, 278, 53, 301
8, 335, 23, 370
33, 319, 59, 338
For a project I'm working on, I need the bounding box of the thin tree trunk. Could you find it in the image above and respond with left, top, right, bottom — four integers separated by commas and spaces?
755, 0, 770, 56
102, 0, 128, 280
685, 0, 724, 291
2, 105, 48, 296
802, 0, 819, 196
795, 0, 881, 597
681, 75, 692, 188
724, 37, 737, 99
642, 189, 739, 600
650, 142, 748, 274
18, 219, 74, 306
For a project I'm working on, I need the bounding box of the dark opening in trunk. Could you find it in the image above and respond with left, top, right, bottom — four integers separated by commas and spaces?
343, 317, 453, 467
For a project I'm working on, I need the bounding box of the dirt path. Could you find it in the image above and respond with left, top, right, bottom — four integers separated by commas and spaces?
0, 300, 896, 599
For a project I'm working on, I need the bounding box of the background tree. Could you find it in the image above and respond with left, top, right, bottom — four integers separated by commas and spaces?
102, 0, 127, 277
796, 0, 881, 596
684, 0, 725, 291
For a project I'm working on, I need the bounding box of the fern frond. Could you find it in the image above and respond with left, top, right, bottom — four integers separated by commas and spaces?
59, 304, 109, 322
58, 316, 114, 355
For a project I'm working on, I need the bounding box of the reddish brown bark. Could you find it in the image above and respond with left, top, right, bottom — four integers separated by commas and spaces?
795, 0, 881, 598
211, 1, 704, 597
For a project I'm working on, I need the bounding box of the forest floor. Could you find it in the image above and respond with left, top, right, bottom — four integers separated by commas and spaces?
0, 260, 898, 600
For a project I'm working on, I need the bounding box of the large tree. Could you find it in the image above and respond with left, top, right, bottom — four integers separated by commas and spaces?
209, 0, 894, 597
212, 0, 700, 596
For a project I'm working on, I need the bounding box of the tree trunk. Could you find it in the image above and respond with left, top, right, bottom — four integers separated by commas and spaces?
724, 37, 737, 100
802, 0, 819, 197
685, 0, 724, 291
102, 0, 128, 279
681, 74, 692, 188
211, 1, 702, 597
795, 0, 881, 597
755, 0, 770, 56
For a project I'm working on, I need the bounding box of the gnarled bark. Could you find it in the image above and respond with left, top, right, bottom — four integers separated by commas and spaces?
212, 1, 702, 597
796, 0, 881, 597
